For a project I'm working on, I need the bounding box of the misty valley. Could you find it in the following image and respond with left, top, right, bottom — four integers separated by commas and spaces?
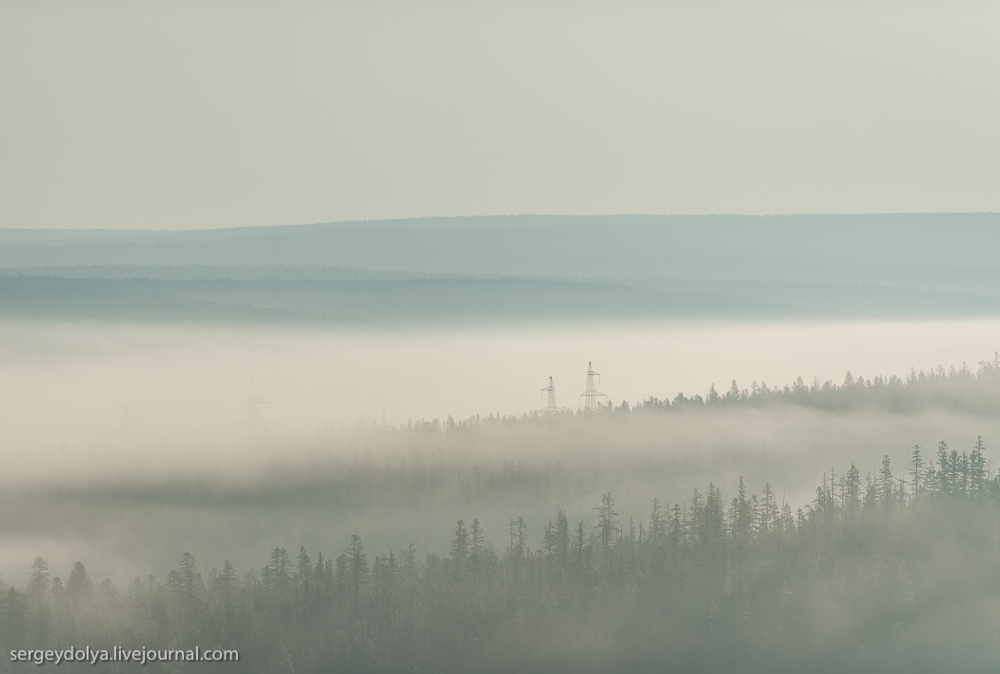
5, 216, 1000, 672
5, 361, 1000, 672
6, 0, 1000, 668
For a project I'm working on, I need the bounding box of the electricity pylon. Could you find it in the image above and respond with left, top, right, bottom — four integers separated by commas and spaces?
580, 362, 607, 411
541, 376, 558, 414
246, 379, 269, 438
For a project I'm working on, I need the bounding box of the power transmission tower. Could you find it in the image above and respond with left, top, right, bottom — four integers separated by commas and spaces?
541, 376, 558, 414
246, 379, 269, 438
580, 361, 607, 411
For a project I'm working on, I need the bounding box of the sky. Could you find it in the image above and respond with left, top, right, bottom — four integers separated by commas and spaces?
2, 1, 999, 230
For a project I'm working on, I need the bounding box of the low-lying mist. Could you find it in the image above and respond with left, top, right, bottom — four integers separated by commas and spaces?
4, 394, 999, 587
4, 317, 1000, 451
5, 313, 1000, 671
5, 396, 1000, 672
7, 313, 1000, 674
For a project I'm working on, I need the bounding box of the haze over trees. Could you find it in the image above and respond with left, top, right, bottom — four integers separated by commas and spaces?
4, 442, 1000, 673
3, 363, 1000, 670
6, 216, 1000, 671
6, 0, 1000, 666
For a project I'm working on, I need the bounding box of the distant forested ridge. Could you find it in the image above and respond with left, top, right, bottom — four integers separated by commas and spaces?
3, 444, 1000, 673
630, 354, 1000, 415
3, 214, 1000, 279
424, 354, 1000, 421
6, 213, 1000, 324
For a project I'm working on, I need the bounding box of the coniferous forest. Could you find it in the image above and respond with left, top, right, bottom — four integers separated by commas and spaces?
6, 364, 1000, 672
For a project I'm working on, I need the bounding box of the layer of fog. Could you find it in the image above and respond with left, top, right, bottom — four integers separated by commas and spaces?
3, 403, 998, 587
2, 317, 999, 457
4, 317, 1000, 585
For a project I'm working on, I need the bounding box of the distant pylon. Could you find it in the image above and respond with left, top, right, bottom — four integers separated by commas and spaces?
541, 376, 558, 414
246, 379, 268, 437
579, 362, 607, 411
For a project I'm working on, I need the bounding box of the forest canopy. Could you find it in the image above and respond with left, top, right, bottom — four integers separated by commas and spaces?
3, 442, 999, 673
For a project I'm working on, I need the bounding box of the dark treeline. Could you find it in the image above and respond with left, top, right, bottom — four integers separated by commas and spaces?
634, 354, 1000, 415
367, 355, 1000, 438
12, 359, 1000, 534
4, 440, 1000, 672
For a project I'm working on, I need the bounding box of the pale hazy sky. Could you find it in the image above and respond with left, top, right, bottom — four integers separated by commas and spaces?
2, 1, 998, 230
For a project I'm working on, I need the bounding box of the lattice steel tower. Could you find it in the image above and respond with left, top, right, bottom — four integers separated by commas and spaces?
541, 376, 558, 414
247, 379, 267, 437
580, 362, 607, 411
